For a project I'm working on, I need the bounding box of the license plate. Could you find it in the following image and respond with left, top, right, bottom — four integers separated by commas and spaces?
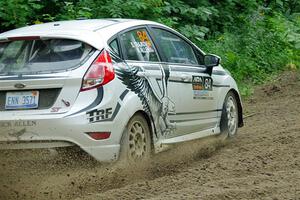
5, 91, 39, 110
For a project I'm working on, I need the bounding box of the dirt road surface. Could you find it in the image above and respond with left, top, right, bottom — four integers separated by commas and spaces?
0, 71, 299, 200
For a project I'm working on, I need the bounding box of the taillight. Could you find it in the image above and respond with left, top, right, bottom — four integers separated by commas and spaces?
81, 50, 115, 92
86, 132, 111, 140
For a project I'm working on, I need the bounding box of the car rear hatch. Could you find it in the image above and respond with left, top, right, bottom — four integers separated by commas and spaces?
0, 37, 96, 115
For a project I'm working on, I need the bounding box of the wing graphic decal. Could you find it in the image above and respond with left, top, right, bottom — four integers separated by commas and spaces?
116, 64, 176, 138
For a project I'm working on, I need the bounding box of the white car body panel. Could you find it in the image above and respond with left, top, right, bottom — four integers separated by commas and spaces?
0, 19, 243, 162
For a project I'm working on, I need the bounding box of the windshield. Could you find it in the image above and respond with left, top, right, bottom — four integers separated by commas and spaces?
0, 39, 95, 75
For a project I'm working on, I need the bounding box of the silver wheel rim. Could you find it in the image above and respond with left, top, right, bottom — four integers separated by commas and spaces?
128, 121, 147, 160
226, 96, 238, 136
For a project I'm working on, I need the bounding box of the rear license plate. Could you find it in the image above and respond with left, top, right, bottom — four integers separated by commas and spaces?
5, 91, 39, 110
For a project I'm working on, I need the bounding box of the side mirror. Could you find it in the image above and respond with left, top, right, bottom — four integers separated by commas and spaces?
204, 54, 221, 67
204, 54, 221, 76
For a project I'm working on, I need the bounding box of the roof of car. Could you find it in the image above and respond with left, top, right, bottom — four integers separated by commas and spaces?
0, 19, 158, 36
0, 19, 165, 51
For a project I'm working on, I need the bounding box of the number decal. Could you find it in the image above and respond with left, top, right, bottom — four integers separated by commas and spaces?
192, 76, 213, 100
192, 76, 213, 91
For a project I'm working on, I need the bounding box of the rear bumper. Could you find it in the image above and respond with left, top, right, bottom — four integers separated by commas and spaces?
0, 108, 129, 162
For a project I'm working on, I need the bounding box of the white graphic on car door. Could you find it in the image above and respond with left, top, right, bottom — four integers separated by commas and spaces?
116, 64, 176, 138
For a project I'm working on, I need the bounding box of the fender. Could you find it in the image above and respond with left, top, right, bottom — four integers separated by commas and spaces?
215, 75, 244, 127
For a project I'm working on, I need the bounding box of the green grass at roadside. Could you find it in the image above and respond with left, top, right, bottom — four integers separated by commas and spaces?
198, 12, 299, 97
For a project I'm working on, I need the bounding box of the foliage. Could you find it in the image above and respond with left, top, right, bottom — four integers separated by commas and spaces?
0, 0, 43, 29
201, 11, 299, 85
0, 0, 299, 95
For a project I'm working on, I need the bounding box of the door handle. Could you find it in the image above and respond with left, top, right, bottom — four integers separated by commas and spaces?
137, 71, 163, 79
180, 75, 191, 82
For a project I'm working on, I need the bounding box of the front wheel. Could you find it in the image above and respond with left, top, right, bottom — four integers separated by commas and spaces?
119, 114, 152, 164
220, 91, 239, 138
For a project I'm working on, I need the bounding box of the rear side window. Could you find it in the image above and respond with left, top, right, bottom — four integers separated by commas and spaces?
0, 39, 94, 75
120, 28, 159, 62
109, 39, 120, 57
152, 28, 198, 65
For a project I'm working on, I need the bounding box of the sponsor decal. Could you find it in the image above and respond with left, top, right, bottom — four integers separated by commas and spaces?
193, 90, 213, 100
0, 120, 37, 128
136, 31, 152, 48
192, 76, 212, 91
130, 41, 154, 53
129, 30, 155, 54
192, 76, 213, 99
192, 76, 204, 90
87, 108, 113, 123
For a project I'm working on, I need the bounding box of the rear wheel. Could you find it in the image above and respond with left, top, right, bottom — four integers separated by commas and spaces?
119, 114, 152, 164
220, 91, 239, 138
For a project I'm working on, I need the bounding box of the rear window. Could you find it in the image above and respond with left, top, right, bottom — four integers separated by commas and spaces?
0, 39, 94, 75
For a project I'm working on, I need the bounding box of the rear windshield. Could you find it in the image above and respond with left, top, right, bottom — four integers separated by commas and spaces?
0, 39, 95, 75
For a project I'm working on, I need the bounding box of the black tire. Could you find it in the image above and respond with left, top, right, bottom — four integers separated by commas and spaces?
119, 113, 152, 164
220, 91, 239, 138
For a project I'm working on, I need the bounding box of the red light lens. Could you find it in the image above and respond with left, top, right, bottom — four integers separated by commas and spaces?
86, 132, 111, 140
81, 50, 115, 91
8, 36, 40, 41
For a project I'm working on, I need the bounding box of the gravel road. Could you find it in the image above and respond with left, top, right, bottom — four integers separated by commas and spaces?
1, 71, 299, 200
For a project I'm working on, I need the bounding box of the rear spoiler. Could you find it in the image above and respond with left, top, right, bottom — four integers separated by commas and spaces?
0, 30, 104, 51
7, 36, 41, 41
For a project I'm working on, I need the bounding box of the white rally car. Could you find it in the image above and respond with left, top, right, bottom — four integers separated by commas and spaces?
0, 19, 243, 162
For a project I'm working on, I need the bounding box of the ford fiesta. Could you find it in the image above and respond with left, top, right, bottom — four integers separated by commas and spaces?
0, 19, 243, 162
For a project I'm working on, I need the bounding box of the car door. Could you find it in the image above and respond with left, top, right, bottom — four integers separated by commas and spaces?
116, 27, 177, 139
149, 27, 218, 138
